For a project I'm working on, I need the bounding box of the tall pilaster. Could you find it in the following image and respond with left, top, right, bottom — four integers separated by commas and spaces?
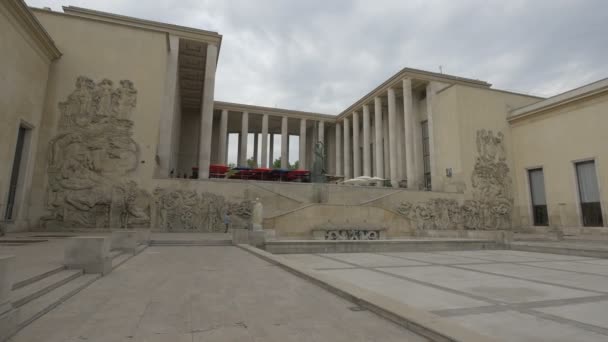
158, 34, 179, 177
239, 111, 249, 167
335, 122, 342, 176
362, 105, 371, 177
198, 43, 218, 179
374, 97, 384, 179
403, 78, 417, 188
281, 116, 288, 169
352, 111, 360, 178
218, 109, 228, 165
343, 117, 351, 179
299, 119, 307, 169
261, 114, 269, 168
387, 88, 398, 187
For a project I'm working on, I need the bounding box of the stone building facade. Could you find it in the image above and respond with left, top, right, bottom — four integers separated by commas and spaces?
1, 0, 606, 236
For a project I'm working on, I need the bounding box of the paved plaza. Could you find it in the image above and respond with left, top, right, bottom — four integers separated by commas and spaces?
9, 246, 427, 342
283, 250, 608, 341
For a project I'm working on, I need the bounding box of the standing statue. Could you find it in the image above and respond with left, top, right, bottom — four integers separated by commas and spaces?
311, 141, 326, 183
251, 197, 264, 231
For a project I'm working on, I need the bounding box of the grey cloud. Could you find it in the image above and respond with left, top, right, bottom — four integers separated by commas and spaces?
27, 0, 608, 113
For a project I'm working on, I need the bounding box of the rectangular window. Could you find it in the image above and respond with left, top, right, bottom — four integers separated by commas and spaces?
528, 168, 548, 226
576, 160, 604, 226
421, 120, 431, 190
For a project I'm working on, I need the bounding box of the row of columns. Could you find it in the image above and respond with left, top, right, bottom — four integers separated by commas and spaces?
214, 110, 327, 170
335, 78, 424, 188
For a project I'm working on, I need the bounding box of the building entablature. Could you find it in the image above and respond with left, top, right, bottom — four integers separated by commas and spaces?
508, 77, 608, 123
2, 0, 61, 61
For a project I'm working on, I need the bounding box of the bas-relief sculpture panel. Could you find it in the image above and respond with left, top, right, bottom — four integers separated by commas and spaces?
397, 130, 513, 230
42, 77, 150, 229
41, 76, 252, 232
153, 188, 252, 232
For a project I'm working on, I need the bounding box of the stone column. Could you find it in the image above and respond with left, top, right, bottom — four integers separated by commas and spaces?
388, 88, 398, 187
343, 117, 351, 179
253, 132, 259, 167
299, 119, 307, 169
218, 109, 228, 165
281, 116, 288, 169
261, 114, 269, 168
362, 105, 371, 177
198, 43, 218, 179
403, 78, 417, 188
239, 111, 249, 167
426, 82, 438, 189
352, 111, 361, 178
318, 121, 325, 145
335, 122, 342, 175
374, 97, 384, 179
269, 134, 274, 166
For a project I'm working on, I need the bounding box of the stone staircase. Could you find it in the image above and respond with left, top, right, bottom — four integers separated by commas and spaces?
7, 247, 143, 337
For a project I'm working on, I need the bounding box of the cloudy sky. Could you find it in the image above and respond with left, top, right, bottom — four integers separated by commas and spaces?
26, 0, 608, 164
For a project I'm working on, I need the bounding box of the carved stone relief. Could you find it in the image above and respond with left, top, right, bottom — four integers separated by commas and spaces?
42, 77, 150, 229
396, 129, 513, 230
153, 188, 252, 232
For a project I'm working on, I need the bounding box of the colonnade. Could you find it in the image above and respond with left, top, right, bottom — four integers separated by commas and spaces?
335, 78, 432, 188
211, 110, 330, 171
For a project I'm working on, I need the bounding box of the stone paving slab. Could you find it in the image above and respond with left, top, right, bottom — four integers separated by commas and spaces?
297, 250, 608, 341
10, 246, 427, 342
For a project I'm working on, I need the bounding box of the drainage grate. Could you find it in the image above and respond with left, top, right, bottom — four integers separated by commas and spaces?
30, 235, 73, 238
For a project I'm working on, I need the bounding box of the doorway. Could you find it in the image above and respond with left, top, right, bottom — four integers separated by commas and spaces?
4, 125, 31, 221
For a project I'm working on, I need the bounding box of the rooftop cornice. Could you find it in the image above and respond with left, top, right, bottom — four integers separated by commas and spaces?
336, 67, 491, 120
214, 101, 336, 122
3, 0, 61, 61
47, 6, 222, 46
508, 77, 608, 123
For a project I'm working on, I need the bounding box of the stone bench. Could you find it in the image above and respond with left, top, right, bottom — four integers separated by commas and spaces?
0, 255, 18, 341
64, 236, 112, 275
312, 227, 387, 240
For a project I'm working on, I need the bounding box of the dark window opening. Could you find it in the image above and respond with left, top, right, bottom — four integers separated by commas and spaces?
528, 168, 548, 226
576, 160, 604, 227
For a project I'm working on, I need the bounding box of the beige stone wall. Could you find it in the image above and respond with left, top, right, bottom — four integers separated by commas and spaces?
510, 93, 608, 228
0, 3, 53, 231
28, 10, 169, 226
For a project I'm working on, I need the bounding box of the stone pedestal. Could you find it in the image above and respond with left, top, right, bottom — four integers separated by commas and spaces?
65, 236, 112, 275
0, 255, 18, 341
232, 229, 249, 244
248, 231, 266, 248
111, 230, 138, 254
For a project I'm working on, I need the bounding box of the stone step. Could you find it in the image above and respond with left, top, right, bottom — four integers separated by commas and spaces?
12, 265, 65, 290
111, 253, 131, 269
109, 249, 123, 259
16, 273, 100, 331
149, 239, 232, 246
10, 269, 83, 308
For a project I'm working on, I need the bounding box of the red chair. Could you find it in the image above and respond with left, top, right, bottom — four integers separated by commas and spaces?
287, 170, 310, 182
209, 164, 229, 178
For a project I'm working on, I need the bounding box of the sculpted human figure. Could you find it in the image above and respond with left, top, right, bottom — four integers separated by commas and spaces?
251, 197, 263, 231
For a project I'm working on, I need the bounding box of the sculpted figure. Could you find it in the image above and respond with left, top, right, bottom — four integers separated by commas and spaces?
251, 197, 264, 231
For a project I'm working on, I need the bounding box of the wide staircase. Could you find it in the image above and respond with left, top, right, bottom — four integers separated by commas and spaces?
7, 244, 145, 336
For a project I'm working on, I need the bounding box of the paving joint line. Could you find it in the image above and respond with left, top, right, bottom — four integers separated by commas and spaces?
315, 251, 608, 335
